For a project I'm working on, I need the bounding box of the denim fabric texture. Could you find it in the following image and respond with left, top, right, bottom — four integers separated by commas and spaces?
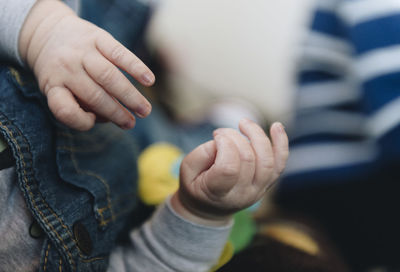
0, 1, 152, 270
0, 1, 219, 270
0, 1, 151, 271
0, 64, 141, 272
80, 0, 151, 51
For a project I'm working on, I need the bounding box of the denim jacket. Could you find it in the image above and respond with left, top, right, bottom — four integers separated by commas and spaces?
0, 64, 144, 272
0, 1, 154, 270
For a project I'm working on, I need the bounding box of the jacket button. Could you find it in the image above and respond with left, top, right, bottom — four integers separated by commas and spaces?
29, 221, 44, 239
73, 222, 93, 255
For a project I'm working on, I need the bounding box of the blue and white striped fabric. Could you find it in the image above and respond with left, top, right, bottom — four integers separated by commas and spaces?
281, 0, 400, 188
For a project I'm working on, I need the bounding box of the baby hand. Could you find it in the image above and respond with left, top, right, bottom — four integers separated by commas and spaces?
174, 119, 289, 225
19, 0, 155, 130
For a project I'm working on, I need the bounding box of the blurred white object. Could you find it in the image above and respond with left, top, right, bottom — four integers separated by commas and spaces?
147, 0, 314, 125
207, 98, 265, 129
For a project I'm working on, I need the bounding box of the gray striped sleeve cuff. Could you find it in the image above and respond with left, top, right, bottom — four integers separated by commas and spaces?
0, 0, 37, 65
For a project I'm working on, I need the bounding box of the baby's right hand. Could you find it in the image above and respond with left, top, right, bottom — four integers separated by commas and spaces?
174, 119, 289, 225
19, 0, 155, 131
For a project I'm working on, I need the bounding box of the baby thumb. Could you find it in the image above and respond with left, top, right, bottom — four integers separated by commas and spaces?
180, 140, 217, 183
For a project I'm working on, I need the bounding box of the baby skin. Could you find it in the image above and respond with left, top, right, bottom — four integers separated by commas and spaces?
175, 119, 289, 226
18, 0, 289, 228
19, 0, 155, 131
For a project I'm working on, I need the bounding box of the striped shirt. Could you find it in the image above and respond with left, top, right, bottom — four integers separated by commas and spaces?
282, 0, 400, 188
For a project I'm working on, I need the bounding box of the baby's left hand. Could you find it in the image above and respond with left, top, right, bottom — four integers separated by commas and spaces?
19, 0, 155, 131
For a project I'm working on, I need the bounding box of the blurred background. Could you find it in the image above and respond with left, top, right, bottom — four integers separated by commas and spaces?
145, 0, 315, 126
84, 0, 400, 270
140, 1, 400, 271
139, 1, 355, 271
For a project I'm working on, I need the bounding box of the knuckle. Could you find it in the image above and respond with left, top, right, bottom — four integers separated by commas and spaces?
242, 152, 255, 164
38, 77, 51, 95
129, 57, 142, 71
54, 54, 75, 74
200, 141, 214, 158
120, 88, 134, 102
43, 82, 51, 95
108, 105, 125, 122
98, 66, 116, 86
259, 157, 275, 171
86, 90, 105, 108
81, 53, 92, 66
95, 28, 108, 39
110, 45, 126, 63
220, 164, 240, 177
54, 105, 76, 122
92, 28, 106, 41
78, 119, 95, 131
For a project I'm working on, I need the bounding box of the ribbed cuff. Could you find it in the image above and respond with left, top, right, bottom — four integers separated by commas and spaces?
148, 197, 233, 271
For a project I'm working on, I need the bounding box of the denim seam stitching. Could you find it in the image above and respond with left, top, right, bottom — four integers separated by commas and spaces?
56, 132, 124, 153
6, 124, 107, 262
100, 202, 137, 226
1, 121, 103, 265
81, 256, 107, 263
0, 121, 77, 271
69, 149, 115, 226
44, 242, 51, 272
3, 69, 108, 265
97, 191, 135, 210
56, 129, 124, 152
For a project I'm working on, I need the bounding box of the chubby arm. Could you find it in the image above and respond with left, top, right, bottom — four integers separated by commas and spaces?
108, 120, 288, 271
18, 0, 155, 131
108, 198, 233, 272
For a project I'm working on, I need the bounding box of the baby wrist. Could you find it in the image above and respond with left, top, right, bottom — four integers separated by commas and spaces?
19, 0, 75, 68
171, 193, 232, 227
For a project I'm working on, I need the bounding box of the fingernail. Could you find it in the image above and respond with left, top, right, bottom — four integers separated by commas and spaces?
240, 118, 253, 125
136, 103, 151, 118
142, 73, 154, 85
121, 118, 135, 130
275, 122, 285, 133
213, 129, 222, 136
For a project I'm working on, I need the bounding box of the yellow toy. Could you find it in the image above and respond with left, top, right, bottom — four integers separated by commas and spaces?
137, 143, 233, 271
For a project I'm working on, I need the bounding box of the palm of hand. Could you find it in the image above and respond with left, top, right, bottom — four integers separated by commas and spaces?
179, 119, 288, 220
